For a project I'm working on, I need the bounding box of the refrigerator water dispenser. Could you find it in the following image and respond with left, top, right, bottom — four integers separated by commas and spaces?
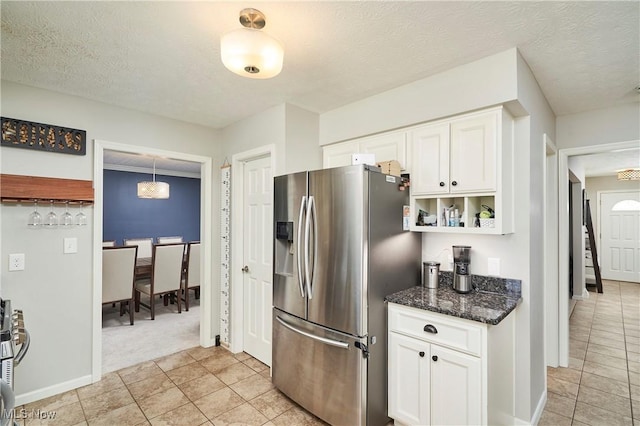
275, 221, 294, 276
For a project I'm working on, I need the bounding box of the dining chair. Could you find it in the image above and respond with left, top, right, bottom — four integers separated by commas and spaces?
157, 236, 183, 244
102, 240, 116, 248
123, 237, 153, 259
102, 246, 138, 325
182, 241, 201, 311
134, 242, 186, 320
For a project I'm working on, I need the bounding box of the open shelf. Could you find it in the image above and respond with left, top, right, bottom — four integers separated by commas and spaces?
0, 174, 94, 204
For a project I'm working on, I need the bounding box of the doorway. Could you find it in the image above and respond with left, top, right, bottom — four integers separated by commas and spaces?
230, 145, 275, 366
599, 190, 640, 282
92, 140, 214, 380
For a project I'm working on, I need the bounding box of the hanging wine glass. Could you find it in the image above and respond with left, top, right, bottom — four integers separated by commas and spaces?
61, 201, 74, 227
44, 200, 58, 228
27, 200, 42, 228
75, 202, 87, 226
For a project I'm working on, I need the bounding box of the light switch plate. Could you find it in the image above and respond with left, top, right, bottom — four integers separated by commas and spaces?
64, 237, 78, 254
488, 257, 500, 276
9, 253, 25, 271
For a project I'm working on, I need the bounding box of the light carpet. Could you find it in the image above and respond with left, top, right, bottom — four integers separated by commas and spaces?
102, 296, 200, 373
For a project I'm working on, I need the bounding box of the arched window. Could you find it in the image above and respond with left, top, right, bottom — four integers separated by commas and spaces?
611, 199, 640, 211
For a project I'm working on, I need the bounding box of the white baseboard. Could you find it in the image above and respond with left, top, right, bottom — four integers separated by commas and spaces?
15, 375, 92, 406
572, 288, 590, 301
511, 389, 546, 426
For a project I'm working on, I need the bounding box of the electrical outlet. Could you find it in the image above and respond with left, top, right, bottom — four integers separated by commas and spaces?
9, 253, 25, 271
488, 258, 500, 276
64, 237, 78, 254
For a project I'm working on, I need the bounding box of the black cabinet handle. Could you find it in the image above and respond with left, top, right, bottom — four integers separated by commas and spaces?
439, 181, 445, 187
451, 181, 458, 186
423, 324, 438, 334
419, 351, 425, 357
432, 355, 438, 362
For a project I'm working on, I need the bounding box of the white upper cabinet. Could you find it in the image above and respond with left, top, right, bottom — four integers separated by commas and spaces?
409, 123, 450, 195
322, 131, 407, 171
449, 112, 497, 193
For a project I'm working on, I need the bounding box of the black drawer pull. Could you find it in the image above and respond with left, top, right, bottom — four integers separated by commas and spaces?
423, 324, 438, 334
432, 355, 438, 361
451, 181, 458, 186
419, 351, 425, 357
439, 181, 445, 187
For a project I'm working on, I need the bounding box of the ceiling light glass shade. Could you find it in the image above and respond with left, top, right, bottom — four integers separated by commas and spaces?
221, 28, 284, 79
617, 168, 640, 181
137, 181, 170, 199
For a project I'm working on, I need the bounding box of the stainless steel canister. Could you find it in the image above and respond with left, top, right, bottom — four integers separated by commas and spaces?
423, 261, 440, 289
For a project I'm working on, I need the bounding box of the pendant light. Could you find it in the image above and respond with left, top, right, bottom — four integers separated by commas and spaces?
220, 8, 284, 79
137, 159, 170, 199
616, 168, 640, 181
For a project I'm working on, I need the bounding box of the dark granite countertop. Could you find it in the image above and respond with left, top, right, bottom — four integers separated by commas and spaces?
385, 271, 522, 325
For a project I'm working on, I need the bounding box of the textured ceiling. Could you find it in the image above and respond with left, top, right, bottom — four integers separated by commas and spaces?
1, 1, 638, 130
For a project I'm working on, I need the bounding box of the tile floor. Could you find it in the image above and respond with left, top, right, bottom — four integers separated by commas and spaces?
17, 346, 326, 426
539, 280, 640, 426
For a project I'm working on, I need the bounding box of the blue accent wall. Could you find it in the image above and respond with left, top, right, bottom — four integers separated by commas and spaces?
103, 170, 201, 245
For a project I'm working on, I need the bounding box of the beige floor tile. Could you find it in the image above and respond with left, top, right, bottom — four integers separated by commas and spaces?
569, 339, 588, 352
628, 360, 640, 374
585, 350, 628, 371
627, 343, 640, 354
186, 345, 228, 361
154, 350, 197, 372
178, 374, 227, 401
588, 334, 626, 350
580, 372, 630, 399
165, 362, 210, 385
537, 409, 572, 426
193, 387, 245, 420
632, 384, 640, 403
25, 390, 79, 413
568, 356, 585, 371
544, 392, 576, 418
547, 376, 580, 399
243, 357, 269, 373
630, 371, 640, 387
149, 402, 208, 426
271, 406, 327, 426
590, 321, 624, 335
215, 362, 257, 386
76, 373, 126, 401
577, 386, 632, 418
582, 361, 629, 384
24, 401, 85, 426
137, 387, 190, 419
587, 342, 627, 360
589, 328, 625, 343
212, 402, 269, 426
260, 369, 272, 379
569, 345, 587, 361
126, 372, 175, 401
86, 402, 146, 426
118, 361, 164, 385
80, 387, 135, 421
233, 352, 252, 362
199, 353, 240, 374
572, 401, 633, 426
548, 366, 582, 385
625, 327, 640, 338
230, 374, 274, 400
249, 389, 295, 420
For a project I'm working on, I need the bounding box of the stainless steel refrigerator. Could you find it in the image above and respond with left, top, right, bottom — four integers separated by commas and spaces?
272, 164, 421, 426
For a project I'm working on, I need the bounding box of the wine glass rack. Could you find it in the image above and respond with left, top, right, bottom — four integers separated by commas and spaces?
0, 174, 94, 205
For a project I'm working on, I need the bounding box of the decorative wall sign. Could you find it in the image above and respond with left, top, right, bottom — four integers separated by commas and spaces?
220, 163, 231, 346
1, 116, 86, 155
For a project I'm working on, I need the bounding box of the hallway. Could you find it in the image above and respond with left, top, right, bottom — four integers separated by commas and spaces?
540, 280, 639, 425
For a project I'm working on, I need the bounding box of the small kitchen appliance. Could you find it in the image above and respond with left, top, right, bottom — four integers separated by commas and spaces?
1, 298, 30, 426
452, 245, 472, 293
423, 261, 440, 289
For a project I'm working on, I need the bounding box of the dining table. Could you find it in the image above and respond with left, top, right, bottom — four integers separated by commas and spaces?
135, 257, 152, 279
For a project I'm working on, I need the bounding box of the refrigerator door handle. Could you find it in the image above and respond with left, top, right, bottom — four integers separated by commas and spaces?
275, 316, 350, 349
296, 196, 307, 298
304, 195, 318, 299
304, 196, 313, 299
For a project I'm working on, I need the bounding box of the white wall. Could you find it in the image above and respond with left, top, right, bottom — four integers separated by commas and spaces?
318, 48, 555, 424
284, 104, 322, 173
0, 81, 220, 402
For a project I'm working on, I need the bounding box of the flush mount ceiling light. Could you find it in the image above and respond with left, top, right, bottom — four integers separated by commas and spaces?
220, 8, 284, 79
137, 159, 170, 199
616, 168, 640, 181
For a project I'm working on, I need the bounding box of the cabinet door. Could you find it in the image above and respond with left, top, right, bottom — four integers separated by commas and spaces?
388, 332, 430, 426
449, 113, 497, 193
410, 123, 450, 195
322, 141, 359, 169
430, 344, 482, 426
359, 132, 407, 170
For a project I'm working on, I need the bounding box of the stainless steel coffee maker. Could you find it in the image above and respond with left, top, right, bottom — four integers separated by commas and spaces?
452, 245, 472, 293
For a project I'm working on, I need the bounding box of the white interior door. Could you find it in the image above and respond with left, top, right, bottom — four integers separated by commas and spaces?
600, 191, 640, 282
242, 155, 273, 365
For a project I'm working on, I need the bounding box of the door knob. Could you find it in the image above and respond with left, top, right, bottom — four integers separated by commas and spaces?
241, 265, 249, 272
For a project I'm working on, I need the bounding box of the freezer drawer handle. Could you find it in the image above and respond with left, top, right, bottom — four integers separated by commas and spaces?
276, 316, 349, 349
354, 341, 369, 358
423, 324, 438, 334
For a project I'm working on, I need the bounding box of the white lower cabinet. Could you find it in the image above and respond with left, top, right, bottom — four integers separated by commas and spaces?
388, 303, 515, 426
